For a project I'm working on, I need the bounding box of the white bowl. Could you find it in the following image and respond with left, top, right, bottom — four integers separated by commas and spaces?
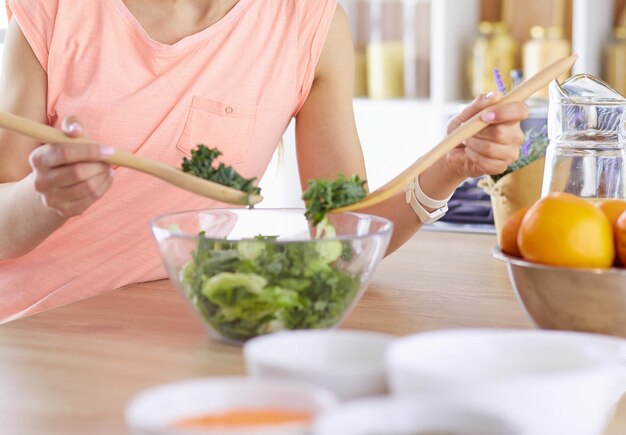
311, 396, 521, 435
243, 329, 394, 400
125, 377, 338, 435
387, 329, 626, 435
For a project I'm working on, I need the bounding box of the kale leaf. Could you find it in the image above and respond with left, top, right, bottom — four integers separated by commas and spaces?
181, 235, 360, 342
181, 145, 261, 205
302, 174, 367, 225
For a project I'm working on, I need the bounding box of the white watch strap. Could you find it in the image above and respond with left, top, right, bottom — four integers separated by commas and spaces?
410, 175, 453, 208
404, 176, 451, 224
406, 189, 449, 224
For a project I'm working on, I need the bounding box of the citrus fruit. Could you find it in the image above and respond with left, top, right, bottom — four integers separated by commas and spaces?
500, 207, 528, 258
595, 199, 626, 227
518, 192, 615, 268
595, 199, 626, 266
614, 211, 626, 266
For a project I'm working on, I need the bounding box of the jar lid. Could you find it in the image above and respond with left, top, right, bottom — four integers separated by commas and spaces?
479, 21, 509, 35
613, 27, 626, 39
530, 26, 565, 39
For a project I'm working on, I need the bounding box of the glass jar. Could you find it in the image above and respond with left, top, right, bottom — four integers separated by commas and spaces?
523, 26, 571, 100
366, 0, 405, 99
470, 22, 517, 98
402, 0, 430, 98
340, 0, 431, 99
542, 75, 626, 200
604, 27, 626, 98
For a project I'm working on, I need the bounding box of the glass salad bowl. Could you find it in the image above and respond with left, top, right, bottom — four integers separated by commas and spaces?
150, 209, 393, 344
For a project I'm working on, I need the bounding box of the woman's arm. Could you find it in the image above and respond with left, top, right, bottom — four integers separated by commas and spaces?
0, 18, 65, 260
0, 19, 112, 260
295, 6, 527, 254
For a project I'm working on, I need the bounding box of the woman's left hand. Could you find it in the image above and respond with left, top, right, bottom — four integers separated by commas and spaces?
445, 91, 529, 178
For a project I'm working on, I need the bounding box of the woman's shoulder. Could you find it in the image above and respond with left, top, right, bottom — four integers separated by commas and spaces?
292, 0, 337, 26
9, 0, 107, 31
9, 0, 60, 26
8, 0, 62, 72
246, 0, 337, 31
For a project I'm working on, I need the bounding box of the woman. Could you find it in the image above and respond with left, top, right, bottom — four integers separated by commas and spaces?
0, 0, 527, 322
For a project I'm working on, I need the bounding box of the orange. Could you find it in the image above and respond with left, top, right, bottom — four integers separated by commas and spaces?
595, 199, 626, 266
518, 192, 615, 268
614, 211, 626, 266
595, 199, 626, 227
500, 207, 529, 258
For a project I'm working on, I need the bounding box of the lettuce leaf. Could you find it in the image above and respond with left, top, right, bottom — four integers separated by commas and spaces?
180, 230, 360, 342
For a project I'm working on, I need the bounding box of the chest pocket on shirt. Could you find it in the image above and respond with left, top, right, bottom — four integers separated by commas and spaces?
176, 96, 257, 165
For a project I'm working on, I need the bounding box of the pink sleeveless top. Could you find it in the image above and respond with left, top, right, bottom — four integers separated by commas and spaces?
1, 0, 337, 322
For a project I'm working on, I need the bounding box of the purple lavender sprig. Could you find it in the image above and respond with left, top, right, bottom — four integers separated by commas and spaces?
520, 125, 548, 157
520, 136, 532, 157
490, 126, 549, 183
493, 67, 507, 95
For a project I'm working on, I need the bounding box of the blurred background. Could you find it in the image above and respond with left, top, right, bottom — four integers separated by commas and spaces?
1, 1, 625, 228
261, 0, 626, 232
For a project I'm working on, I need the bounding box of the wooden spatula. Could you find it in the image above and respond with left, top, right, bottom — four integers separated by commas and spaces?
0, 112, 263, 206
333, 54, 577, 213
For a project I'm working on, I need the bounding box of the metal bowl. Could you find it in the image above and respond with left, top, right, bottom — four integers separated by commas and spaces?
493, 248, 626, 337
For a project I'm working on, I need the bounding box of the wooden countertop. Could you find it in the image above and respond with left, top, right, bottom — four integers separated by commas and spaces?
0, 230, 624, 434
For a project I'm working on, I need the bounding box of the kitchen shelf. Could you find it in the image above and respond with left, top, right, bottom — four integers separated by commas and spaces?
267, 0, 624, 206
343, 0, 621, 104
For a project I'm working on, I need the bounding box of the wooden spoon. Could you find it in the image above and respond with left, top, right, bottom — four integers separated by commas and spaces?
0, 112, 263, 206
333, 54, 578, 213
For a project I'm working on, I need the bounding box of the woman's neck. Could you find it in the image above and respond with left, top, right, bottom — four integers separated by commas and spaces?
122, 0, 241, 44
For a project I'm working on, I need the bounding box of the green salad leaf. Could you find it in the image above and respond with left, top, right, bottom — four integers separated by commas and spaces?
302, 174, 367, 225
181, 232, 360, 342
181, 145, 261, 205
179, 166, 370, 342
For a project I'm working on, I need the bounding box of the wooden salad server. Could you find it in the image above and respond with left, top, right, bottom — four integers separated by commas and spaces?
334, 54, 578, 213
0, 111, 263, 206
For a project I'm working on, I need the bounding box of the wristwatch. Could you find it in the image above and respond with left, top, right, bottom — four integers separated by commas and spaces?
404, 176, 451, 224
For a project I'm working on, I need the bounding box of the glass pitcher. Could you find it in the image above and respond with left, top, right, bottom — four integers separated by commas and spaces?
542, 75, 626, 200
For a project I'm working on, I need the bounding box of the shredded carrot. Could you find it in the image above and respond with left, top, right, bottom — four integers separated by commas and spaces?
172, 409, 313, 428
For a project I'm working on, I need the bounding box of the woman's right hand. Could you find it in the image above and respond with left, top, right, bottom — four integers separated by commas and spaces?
28, 117, 114, 217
